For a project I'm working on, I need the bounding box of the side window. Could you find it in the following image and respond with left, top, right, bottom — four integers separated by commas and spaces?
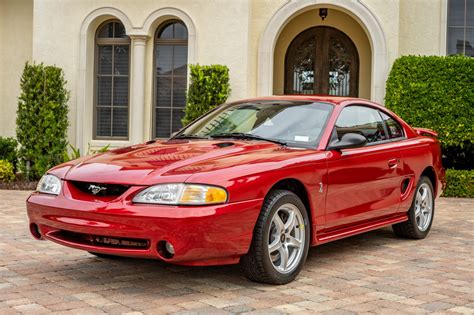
335, 106, 387, 144
380, 111, 404, 139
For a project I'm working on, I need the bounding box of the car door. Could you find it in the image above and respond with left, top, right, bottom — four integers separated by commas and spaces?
324, 105, 403, 230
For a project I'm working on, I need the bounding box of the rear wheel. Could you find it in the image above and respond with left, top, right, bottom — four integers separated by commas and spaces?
392, 176, 435, 239
240, 190, 310, 284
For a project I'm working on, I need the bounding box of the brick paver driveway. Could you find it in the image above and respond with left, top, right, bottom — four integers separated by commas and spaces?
0, 190, 473, 314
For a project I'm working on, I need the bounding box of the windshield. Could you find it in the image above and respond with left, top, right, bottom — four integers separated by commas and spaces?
176, 100, 334, 148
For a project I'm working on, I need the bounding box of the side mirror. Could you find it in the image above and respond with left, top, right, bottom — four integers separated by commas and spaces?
328, 133, 367, 151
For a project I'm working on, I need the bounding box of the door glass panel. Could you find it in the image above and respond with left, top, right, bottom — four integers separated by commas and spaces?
328, 35, 354, 96
290, 37, 316, 94
335, 106, 387, 143
380, 111, 404, 139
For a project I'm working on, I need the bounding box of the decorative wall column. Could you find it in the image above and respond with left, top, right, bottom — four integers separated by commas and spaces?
129, 35, 149, 144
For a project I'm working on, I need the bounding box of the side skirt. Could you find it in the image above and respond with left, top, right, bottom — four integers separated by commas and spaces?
314, 213, 408, 245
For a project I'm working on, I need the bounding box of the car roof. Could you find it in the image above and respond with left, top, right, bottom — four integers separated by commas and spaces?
237, 95, 371, 106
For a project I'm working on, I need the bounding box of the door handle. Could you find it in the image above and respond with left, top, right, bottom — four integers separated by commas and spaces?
388, 158, 399, 168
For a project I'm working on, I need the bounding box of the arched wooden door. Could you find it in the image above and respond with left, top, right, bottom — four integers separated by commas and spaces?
285, 26, 359, 97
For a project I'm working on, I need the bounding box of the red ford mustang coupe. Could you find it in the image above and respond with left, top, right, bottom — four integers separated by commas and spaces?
27, 96, 445, 284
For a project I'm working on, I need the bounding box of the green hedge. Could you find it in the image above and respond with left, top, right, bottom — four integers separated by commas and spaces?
0, 160, 15, 183
385, 55, 473, 170
182, 64, 231, 126
0, 137, 18, 169
442, 169, 474, 198
16, 62, 70, 180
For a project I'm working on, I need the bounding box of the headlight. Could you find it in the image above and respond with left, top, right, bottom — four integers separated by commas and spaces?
132, 183, 228, 205
36, 174, 62, 195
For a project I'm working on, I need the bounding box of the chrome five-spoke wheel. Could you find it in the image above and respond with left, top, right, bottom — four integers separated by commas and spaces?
268, 203, 305, 274
392, 176, 435, 239
414, 182, 433, 232
241, 190, 310, 284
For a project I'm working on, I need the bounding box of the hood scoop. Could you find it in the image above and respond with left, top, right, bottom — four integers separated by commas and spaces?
214, 142, 235, 148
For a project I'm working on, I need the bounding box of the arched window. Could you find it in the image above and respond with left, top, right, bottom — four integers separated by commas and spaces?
154, 21, 188, 138
94, 20, 130, 139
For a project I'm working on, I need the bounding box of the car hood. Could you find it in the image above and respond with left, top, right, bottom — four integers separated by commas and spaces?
61, 139, 315, 186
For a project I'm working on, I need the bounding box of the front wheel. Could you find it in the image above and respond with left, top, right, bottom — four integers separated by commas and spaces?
240, 190, 310, 284
392, 176, 435, 239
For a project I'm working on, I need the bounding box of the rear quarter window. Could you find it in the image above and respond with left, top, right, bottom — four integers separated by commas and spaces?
380, 111, 404, 139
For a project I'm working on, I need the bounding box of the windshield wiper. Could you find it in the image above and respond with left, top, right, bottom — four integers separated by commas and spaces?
172, 134, 210, 140
210, 132, 287, 146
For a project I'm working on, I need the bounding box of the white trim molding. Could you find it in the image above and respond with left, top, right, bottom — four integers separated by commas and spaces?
257, 0, 388, 104
440, 0, 448, 56
129, 35, 149, 145
142, 7, 197, 64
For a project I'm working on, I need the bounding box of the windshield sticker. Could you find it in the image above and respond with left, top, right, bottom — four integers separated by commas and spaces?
294, 135, 309, 142
263, 118, 274, 126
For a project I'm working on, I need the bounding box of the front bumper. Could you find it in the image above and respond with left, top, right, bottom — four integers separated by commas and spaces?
26, 185, 263, 266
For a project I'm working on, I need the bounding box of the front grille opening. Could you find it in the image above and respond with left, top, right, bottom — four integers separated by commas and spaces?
70, 181, 130, 197
53, 230, 150, 250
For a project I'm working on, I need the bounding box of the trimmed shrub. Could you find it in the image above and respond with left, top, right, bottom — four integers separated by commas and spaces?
385, 55, 473, 170
442, 169, 474, 198
0, 137, 18, 168
0, 160, 15, 183
16, 62, 70, 180
182, 64, 231, 126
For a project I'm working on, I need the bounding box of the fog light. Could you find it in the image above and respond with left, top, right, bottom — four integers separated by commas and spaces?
165, 242, 175, 255
157, 240, 175, 259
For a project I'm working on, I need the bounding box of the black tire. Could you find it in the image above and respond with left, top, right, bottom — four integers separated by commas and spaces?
240, 190, 310, 284
392, 176, 435, 239
88, 252, 119, 259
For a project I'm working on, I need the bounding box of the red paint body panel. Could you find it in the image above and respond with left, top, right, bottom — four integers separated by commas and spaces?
26, 96, 445, 266
28, 185, 263, 265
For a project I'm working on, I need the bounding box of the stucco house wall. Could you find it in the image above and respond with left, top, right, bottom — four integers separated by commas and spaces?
0, 0, 449, 151
0, 0, 33, 138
